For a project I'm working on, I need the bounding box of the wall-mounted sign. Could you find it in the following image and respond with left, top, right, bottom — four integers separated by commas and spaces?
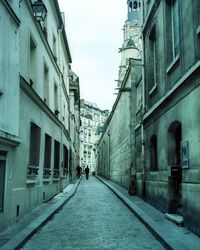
181, 140, 189, 169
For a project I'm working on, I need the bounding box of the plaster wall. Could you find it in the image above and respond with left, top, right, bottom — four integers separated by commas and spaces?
0, 2, 19, 136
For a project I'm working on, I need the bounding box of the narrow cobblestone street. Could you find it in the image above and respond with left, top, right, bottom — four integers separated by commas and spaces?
22, 177, 164, 250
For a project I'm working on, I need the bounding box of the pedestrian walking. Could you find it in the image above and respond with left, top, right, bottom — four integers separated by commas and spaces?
76, 165, 82, 179
85, 166, 90, 180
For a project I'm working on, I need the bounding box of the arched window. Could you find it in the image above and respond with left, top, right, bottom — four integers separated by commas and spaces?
133, 1, 138, 10
168, 121, 182, 166
129, 1, 132, 12
150, 135, 158, 170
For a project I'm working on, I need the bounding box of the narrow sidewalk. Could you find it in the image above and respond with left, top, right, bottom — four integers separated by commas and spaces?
96, 176, 200, 250
0, 178, 81, 250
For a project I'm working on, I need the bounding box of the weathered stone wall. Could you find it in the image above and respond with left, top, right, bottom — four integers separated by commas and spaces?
142, 0, 200, 235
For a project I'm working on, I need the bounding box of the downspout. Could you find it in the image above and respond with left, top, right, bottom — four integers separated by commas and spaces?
141, 0, 146, 200
58, 26, 63, 192
107, 130, 110, 179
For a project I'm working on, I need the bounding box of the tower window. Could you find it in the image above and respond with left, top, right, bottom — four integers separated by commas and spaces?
129, 1, 132, 11
133, 1, 138, 10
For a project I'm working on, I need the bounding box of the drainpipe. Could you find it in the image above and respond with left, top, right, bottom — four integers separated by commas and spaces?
141, 0, 146, 200
107, 130, 110, 179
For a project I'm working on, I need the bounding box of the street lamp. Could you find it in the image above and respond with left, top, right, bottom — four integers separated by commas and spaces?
32, 0, 47, 22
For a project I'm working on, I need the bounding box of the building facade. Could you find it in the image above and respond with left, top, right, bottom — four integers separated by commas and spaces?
69, 69, 81, 180
141, 0, 200, 235
79, 100, 109, 173
97, 0, 142, 189
0, 0, 80, 232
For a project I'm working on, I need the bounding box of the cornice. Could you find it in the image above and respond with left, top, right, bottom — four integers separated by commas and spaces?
2, 0, 20, 26
142, 0, 161, 35
0, 130, 21, 147
144, 60, 200, 122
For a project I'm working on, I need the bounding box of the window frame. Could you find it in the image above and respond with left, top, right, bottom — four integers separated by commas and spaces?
29, 122, 41, 166
148, 24, 158, 95
44, 133, 52, 170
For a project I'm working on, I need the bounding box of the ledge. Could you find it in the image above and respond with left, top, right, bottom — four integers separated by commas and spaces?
144, 60, 200, 121
135, 123, 141, 131
26, 179, 37, 185
149, 83, 157, 96
0, 130, 21, 147
43, 179, 50, 184
2, 0, 20, 25
53, 178, 60, 183
166, 55, 180, 74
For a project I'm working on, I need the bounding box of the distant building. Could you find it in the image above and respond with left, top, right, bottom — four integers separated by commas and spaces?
79, 100, 109, 173
69, 69, 81, 180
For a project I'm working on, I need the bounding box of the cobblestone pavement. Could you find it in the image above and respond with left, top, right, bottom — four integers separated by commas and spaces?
22, 177, 164, 250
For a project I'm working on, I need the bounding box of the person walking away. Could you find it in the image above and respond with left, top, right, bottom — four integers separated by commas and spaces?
85, 166, 90, 180
76, 165, 82, 179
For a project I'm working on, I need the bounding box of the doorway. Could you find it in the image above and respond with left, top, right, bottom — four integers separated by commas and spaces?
168, 121, 182, 214
0, 151, 7, 212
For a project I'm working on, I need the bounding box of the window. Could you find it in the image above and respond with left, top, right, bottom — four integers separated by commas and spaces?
0, 151, 6, 212
44, 133, 52, 170
30, 35, 37, 87
133, 1, 138, 10
54, 140, 60, 170
129, 1, 132, 11
53, 34, 57, 60
171, 0, 180, 58
43, 63, 49, 105
42, 16, 48, 39
148, 25, 157, 91
54, 83, 58, 114
136, 82, 142, 111
150, 135, 158, 170
29, 123, 41, 166
63, 145, 69, 175
166, 0, 180, 63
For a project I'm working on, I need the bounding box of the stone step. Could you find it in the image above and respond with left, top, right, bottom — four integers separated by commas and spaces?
165, 213, 184, 226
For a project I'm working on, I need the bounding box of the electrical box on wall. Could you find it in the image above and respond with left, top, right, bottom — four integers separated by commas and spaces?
167, 166, 181, 177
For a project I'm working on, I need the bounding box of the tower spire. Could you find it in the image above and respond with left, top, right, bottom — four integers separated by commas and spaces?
117, 0, 142, 85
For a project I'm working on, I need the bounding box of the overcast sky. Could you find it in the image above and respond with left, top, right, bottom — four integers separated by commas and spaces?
58, 0, 127, 111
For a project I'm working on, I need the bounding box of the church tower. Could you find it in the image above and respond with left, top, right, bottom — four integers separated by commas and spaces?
117, 0, 142, 85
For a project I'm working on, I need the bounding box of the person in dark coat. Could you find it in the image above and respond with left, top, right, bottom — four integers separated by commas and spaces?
85, 166, 90, 180
76, 165, 82, 179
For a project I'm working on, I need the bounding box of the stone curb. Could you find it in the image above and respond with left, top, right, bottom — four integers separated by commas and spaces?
1, 177, 82, 250
96, 176, 174, 250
